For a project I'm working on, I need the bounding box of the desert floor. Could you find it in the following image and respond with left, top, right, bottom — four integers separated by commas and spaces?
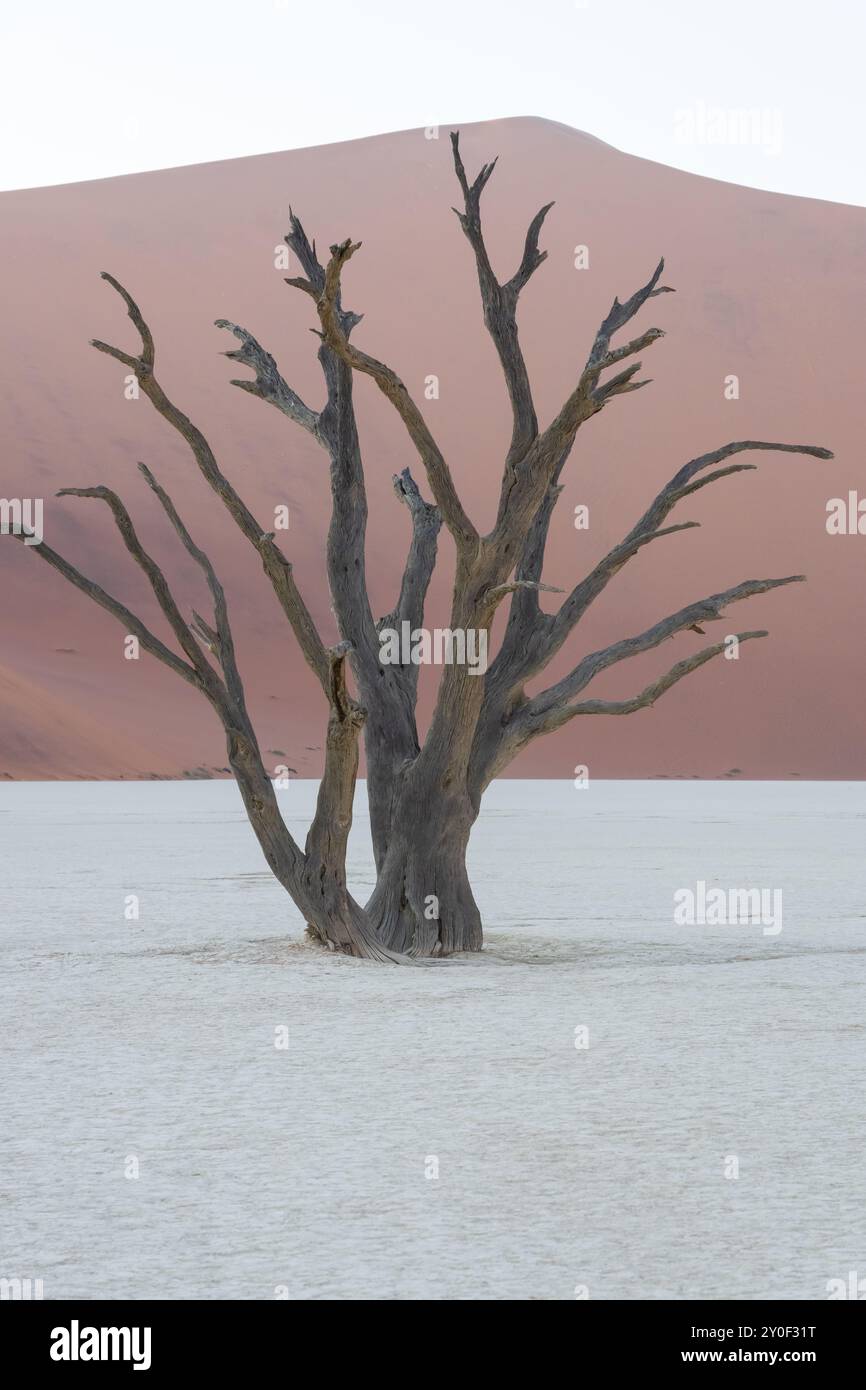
1, 779, 863, 1299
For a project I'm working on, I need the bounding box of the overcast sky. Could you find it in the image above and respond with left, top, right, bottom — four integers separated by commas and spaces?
2, 0, 862, 204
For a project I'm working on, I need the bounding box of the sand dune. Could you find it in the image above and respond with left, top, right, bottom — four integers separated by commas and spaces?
1, 117, 864, 779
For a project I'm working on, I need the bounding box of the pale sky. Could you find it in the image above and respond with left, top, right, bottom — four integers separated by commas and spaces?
2, 0, 863, 204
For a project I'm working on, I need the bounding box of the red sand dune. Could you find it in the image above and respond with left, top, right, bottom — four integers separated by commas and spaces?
1, 117, 865, 780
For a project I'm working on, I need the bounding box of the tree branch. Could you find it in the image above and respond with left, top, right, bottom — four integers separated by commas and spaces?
91, 272, 332, 696
217, 235, 387, 711
8, 527, 199, 688
215, 320, 322, 438
545, 257, 672, 441
55, 484, 220, 687
486, 258, 672, 567
384, 467, 442, 631
520, 630, 769, 737
450, 130, 553, 464
545, 440, 834, 660
485, 440, 832, 716
306, 642, 366, 881
283, 207, 363, 339
92, 271, 155, 368
136, 462, 251, 726
315, 238, 478, 547
525, 575, 804, 727
370, 470, 443, 709
481, 577, 563, 621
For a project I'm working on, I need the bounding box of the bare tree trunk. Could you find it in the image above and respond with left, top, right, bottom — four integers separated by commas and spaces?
365, 771, 482, 956
363, 714, 419, 870
7, 133, 832, 965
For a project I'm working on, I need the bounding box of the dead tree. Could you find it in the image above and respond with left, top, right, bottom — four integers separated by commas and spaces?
9, 133, 832, 959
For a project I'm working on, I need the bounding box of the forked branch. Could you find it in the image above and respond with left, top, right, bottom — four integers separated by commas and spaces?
450, 130, 553, 464
91, 273, 332, 695
448, 135, 671, 564
486, 258, 672, 562
526, 575, 805, 728
55, 484, 222, 692
137, 462, 251, 727
545, 440, 834, 661
523, 630, 770, 735
215, 320, 322, 438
